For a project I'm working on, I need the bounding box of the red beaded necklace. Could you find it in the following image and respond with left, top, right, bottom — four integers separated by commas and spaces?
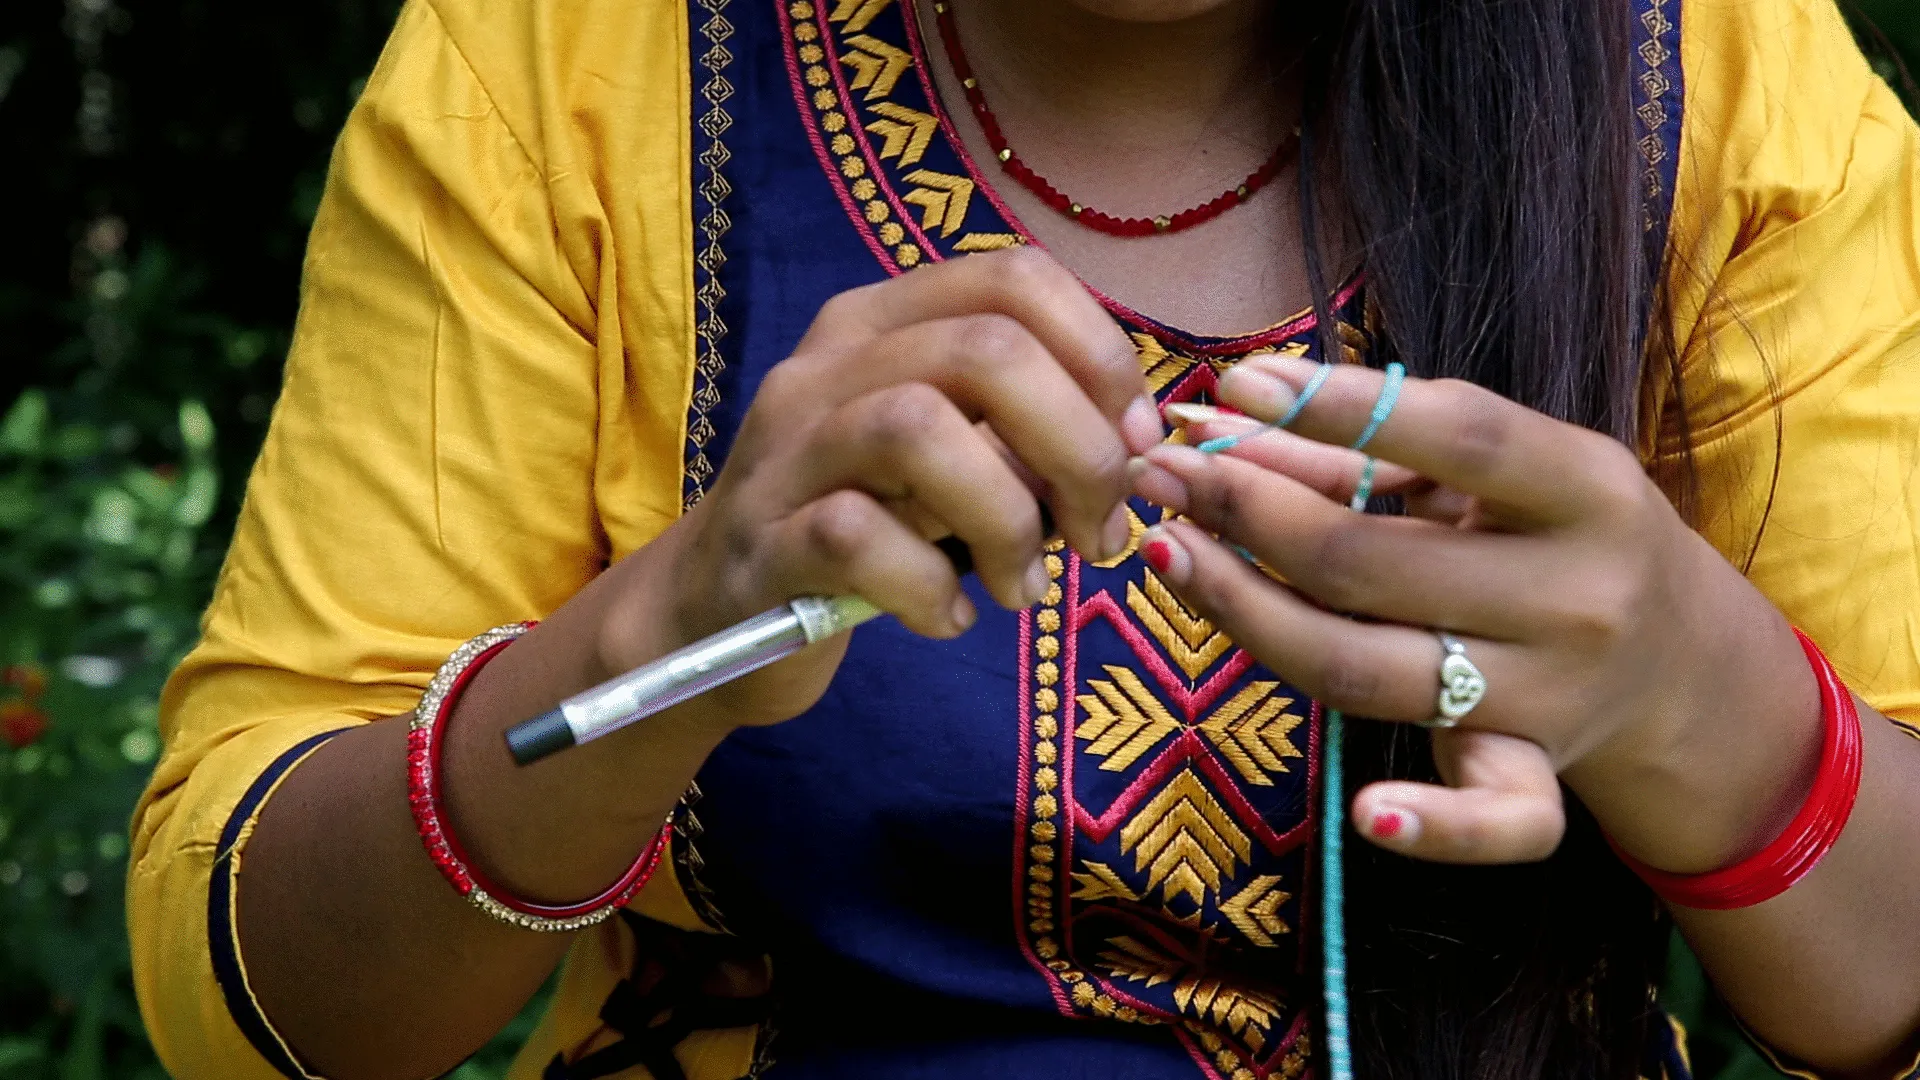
931, 0, 1297, 238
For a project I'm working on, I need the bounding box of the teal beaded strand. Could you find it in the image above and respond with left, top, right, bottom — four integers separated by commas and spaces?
1196, 361, 1405, 1080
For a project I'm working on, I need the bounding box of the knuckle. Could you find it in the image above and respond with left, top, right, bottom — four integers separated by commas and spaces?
1555, 567, 1639, 647
756, 358, 809, 408
1313, 639, 1384, 710
815, 286, 873, 329
864, 383, 950, 451
991, 245, 1067, 296
1187, 465, 1250, 536
1587, 441, 1654, 515
803, 490, 880, 565
1435, 381, 1512, 479
952, 313, 1032, 370
1308, 518, 1375, 611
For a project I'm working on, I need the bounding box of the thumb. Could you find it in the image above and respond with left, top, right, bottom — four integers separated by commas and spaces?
1349, 730, 1566, 864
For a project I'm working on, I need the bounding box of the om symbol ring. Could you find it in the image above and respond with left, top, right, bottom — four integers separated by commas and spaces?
1424, 632, 1487, 730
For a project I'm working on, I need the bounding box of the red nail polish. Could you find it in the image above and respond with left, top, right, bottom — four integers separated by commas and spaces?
1141, 539, 1173, 576
1370, 812, 1403, 839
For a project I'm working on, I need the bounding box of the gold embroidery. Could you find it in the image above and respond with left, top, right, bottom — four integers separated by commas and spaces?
1128, 571, 1230, 680
1132, 333, 1200, 394
954, 232, 1023, 252
1089, 505, 1149, 568
1077, 666, 1182, 772
1196, 682, 1304, 786
828, 0, 892, 33
1119, 769, 1252, 908
839, 34, 912, 99
1096, 937, 1285, 1052
866, 101, 938, 165
682, 0, 735, 510
900, 169, 975, 237
1218, 875, 1292, 947
1071, 861, 1142, 902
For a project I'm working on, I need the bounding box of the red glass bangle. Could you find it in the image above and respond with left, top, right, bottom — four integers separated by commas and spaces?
1612, 628, 1863, 911
407, 623, 670, 932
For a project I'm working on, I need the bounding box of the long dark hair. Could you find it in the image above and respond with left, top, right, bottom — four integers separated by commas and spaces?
1291, 1, 1679, 1077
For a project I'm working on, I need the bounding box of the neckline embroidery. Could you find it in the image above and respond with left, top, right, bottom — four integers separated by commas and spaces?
778, 0, 1352, 360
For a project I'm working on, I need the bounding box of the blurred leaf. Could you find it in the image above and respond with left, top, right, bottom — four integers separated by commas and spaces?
0, 391, 48, 455
177, 400, 214, 455
0, 1037, 48, 1070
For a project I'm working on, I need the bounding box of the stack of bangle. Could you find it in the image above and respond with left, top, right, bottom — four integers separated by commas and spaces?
408, 623, 672, 932
1613, 627, 1864, 911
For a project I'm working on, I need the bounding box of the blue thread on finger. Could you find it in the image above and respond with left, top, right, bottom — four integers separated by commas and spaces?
1195, 361, 1335, 454
1277, 360, 1336, 430
1349, 362, 1405, 453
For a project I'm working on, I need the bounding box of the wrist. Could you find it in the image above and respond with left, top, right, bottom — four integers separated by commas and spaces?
1569, 611, 1824, 875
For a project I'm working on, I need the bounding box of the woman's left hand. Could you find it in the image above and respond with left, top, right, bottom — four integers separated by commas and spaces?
1129, 354, 1822, 870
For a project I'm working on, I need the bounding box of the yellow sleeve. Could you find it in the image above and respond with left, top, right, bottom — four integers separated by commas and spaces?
1663, 2, 1920, 1075
1663, 0, 1920, 733
124, 0, 700, 1074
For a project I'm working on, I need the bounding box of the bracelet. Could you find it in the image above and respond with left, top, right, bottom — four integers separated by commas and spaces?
1612, 628, 1863, 911
407, 623, 671, 932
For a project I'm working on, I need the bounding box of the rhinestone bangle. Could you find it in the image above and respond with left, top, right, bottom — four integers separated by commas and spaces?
407, 623, 670, 932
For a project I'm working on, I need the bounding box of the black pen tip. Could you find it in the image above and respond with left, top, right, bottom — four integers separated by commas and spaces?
505, 708, 575, 766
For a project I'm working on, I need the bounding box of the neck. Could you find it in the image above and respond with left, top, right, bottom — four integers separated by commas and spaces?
948, 0, 1292, 156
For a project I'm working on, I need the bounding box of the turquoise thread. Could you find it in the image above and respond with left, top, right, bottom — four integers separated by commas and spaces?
1195, 360, 1336, 454
1194, 361, 1404, 1080
1350, 362, 1405, 452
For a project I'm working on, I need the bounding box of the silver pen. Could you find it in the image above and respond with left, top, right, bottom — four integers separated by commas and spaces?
504, 531, 994, 766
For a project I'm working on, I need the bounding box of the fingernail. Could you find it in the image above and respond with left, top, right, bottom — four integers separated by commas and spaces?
952, 592, 978, 633
1121, 395, 1166, 455
1163, 402, 1226, 428
1218, 366, 1297, 423
1128, 456, 1190, 509
1139, 526, 1190, 583
1143, 442, 1212, 478
1100, 504, 1132, 561
1023, 557, 1050, 608
1368, 806, 1420, 844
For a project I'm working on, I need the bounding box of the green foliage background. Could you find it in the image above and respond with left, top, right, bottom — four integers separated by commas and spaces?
0, 2, 1913, 1077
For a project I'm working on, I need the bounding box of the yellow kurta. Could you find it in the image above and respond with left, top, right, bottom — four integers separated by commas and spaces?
126, 0, 1920, 1076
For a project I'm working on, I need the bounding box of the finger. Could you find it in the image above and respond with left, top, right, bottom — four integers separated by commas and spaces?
1142, 519, 1526, 724
765, 489, 973, 640
1351, 732, 1566, 864
1220, 356, 1638, 527
797, 247, 1160, 453
1142, 444, 1548, 638
1164, 405, 1423, 503
862, 315, 1133, 563
1404, 484, 1474, 526
798, 383, 1048, 611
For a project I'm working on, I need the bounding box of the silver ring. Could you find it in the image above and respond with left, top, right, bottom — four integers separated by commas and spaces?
1423, 632, 1486, 730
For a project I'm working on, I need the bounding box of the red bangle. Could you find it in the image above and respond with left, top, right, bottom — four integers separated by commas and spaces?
1612, 628, 1863, 911
407, 623, 671, 932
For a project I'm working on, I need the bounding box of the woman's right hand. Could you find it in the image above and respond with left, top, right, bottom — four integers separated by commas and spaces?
600, 247, 1164, 728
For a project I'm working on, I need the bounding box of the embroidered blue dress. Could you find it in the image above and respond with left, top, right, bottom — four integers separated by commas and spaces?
672, 1, 1686, 1077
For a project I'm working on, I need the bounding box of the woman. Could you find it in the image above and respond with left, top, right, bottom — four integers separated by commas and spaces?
128, 0, 1920, 1076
